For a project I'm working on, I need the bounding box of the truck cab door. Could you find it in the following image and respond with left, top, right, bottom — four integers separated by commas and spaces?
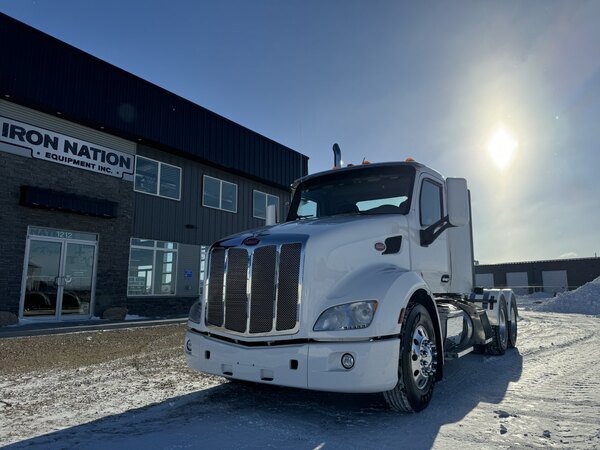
409, 175, 450, 294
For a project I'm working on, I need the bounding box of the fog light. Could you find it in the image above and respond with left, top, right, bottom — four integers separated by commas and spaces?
341, 353, 355, 370
185, 339, 192, 352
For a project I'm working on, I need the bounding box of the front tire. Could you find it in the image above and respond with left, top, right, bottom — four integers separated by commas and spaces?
384, 303, 437, 412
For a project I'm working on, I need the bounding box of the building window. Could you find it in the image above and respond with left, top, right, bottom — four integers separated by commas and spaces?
128, 239, 178, 296
420, 179, 443, 226
134, 156, 181, 200
202, 175, 237, 213
253, 190, 279, 220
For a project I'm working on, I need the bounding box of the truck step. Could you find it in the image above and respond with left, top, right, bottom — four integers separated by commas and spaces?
444, 346, 474, 359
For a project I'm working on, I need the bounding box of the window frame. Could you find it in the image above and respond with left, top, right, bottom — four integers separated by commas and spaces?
134, 155, 182, 201
419, 178, 444, 227
253, 190, 280, 221
202, 175, 238, 213
127, 238, 178, 297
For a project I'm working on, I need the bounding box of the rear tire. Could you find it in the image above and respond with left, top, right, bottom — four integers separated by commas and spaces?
508, 297, 518, 348
486, 297, 508, 355
384, 303, 437, 412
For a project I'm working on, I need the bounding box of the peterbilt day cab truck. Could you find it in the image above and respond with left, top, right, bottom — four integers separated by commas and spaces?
185, 149, 518, 412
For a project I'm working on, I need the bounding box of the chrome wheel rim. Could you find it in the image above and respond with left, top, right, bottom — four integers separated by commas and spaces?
510, 306, 517, 342
499, 305, 508, 347
410, 325, 436, 390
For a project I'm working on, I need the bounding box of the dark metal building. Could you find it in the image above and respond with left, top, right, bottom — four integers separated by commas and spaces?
0, 13, 309, 324
474, 257, 600, 295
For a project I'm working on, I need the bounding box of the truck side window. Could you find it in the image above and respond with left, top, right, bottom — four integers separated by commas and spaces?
420, 179, 443, 226
297, 199, 317, 218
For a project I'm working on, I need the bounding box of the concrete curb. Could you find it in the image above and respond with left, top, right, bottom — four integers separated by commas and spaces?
0, 317, 188, 339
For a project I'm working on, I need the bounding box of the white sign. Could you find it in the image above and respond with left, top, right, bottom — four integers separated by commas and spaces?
0, 115, 134, 181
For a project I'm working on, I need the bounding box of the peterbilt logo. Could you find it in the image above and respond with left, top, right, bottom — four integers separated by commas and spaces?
243, 237, 261, 246
374, 242, 386, 252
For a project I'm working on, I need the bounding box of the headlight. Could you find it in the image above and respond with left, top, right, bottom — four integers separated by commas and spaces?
313, 300, 378, 331
188, 299, 202, 323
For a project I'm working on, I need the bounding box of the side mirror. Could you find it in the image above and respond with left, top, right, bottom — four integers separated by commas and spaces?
447, 178, 469, 227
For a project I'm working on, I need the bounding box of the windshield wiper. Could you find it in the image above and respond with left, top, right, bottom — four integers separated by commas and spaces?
328, 211, 367, 217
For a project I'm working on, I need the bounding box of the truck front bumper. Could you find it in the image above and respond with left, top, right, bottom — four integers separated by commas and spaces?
185, 329, 400, 393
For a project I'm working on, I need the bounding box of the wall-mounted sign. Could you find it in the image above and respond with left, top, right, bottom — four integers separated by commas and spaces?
184, 270, 193, 279
0, 115, 134, 181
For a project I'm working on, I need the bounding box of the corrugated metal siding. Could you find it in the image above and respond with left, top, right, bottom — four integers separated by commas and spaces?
0, 99, 136, 154
474, 257, 600, 291
175, 243, 201, 297
0, 13, 308, 189
133, 145, 291, 245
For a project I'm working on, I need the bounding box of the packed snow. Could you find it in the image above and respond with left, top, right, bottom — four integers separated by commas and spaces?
1, 284, 600, 449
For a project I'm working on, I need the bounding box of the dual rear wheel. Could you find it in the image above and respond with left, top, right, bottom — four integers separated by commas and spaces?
487, 295, 518, 355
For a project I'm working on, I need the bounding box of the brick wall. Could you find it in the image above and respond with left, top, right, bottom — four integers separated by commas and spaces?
0, 152, 133, 317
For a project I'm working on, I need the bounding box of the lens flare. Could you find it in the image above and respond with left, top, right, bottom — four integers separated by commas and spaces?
487, 126, 518, 170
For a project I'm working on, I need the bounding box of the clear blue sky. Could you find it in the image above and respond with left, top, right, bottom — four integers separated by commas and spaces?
3, 0, 600, 264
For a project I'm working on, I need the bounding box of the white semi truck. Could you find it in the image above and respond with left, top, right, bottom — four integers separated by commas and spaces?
185, 147, 518, 412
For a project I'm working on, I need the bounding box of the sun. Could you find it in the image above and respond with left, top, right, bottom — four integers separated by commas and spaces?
487, 126, 518, 170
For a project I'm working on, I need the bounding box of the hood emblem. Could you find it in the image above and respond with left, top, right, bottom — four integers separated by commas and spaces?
374, 242, 386, 252
243, 237, 261, 246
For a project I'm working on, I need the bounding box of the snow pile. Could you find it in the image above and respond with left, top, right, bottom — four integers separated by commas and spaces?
535, 276, 600, 315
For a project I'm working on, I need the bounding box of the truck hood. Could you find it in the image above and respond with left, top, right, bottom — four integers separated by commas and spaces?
215, 215, 412, 338
217, 214, 408, 246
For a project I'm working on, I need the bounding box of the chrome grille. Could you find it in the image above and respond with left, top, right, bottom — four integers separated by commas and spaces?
205, 242, 303, 336
249, 246, 277, 333
223, 248, 248, 333
206, 248, 225, 327
276, 243, 302, 331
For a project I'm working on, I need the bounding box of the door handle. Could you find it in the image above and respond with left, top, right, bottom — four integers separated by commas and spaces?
441, 274, 450, 283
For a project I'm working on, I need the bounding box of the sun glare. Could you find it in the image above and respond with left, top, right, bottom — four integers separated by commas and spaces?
487, 126, 518, 170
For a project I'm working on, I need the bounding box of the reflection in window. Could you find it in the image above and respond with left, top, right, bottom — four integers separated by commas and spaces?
128, 239, 178, 296
288, 165, 415, 220
221, 181, 237, 212
134, 157, 158, 195
202, 175, 237, 213
199, 245, 209, 294
134, 156, 181, 200
203, 176, 220, 208
253, 190, 279, 220
159, 164, 181, 199
420, 179, 443, 226
297, 199, 317, 218
357, 196, 408, 211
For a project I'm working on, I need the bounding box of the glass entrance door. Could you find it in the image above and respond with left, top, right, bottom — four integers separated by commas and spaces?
61, 242, 96, 316
22, 240, 62, 317
21, 228, 98, 320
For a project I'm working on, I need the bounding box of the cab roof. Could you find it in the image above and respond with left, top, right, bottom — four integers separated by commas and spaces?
291, 161, 444, 189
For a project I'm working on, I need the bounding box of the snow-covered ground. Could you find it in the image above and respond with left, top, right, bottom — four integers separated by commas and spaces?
1, 285, 599, 449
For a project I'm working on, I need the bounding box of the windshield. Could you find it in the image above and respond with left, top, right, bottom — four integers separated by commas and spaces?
287, 165, 416, 220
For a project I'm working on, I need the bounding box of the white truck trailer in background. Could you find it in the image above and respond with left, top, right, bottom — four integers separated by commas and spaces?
185, 146, 518, 412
